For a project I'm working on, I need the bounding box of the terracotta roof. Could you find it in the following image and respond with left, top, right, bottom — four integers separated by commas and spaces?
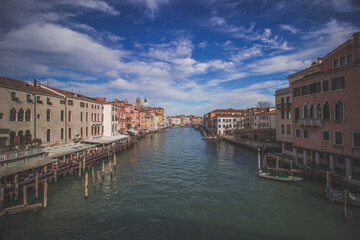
257, 110, 276, 115
46, 85, 99, 103
0, 76, 62, 97
214, 114, 241, 118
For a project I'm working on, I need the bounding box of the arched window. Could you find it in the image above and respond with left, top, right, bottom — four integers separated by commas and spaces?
309, 104, 315, 119
294, 107, 300, 121
303, 104, 309, 119
25, 109, 31, 121
10, 108, 16, 121
25, 130, 31, 144
60, 110, 64, 122
316, 103, 322, 119
323, 101, 330, 120
47, 129, 50, 142
10, 131, 16, 147
46, 109, 51, 121
18, 130, 24, 145
335, 100, 344, 121
18, 108, 24, 121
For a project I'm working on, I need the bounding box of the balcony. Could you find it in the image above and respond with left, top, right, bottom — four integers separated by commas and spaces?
276, 103, 292, 110
298, 119, 322, 127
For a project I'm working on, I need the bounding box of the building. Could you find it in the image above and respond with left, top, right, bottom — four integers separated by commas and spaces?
290, 32, 360, 179
203, 109, 245, 133
253, 109, 276, 129
213, 114, 242, 135
275, 87, 293, 154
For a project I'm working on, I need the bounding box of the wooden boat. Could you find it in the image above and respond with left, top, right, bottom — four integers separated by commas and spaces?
257, 172, 303, 182
323, 189, 360, 206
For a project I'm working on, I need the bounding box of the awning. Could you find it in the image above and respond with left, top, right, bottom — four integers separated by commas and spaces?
127, 130, 139, 136
82, 135, 129, 144
45, 143, 96, 158
0, 158, 57, 177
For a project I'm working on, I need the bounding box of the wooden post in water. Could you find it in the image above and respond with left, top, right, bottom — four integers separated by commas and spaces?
343, 188, 348, 221
15, 174, 19, 201
109, 161, 113, 176
276, 157, 279, 172
85, 173, 88, 198
79, 161, 82, 178
102, 161, 105, 178
23, 185, 27, 206
328, 171, 332, 204
44, 181, 48, 208
97, 171, 102, 186
54, 170, 57, 183
35, 173, 39, 200
83, 156, 86, 172
113, 152, 117, 169
290, 160, 293, 176
257, 148, 261, 171
326, 170, 329, 189
262, 155, 266, 169
0, 187, 4, 209
92, 167, 95, 188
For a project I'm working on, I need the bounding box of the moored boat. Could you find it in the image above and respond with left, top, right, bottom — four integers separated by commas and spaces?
257, 172, 303, 182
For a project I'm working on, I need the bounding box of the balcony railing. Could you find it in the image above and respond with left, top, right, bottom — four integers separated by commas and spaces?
276, 103, 292, 110
0, 146, 45, 162
298, 119, 322, 127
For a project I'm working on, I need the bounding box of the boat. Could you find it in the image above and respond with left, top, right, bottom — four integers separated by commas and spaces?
323, 189, 360, 206
257, 171, 303, 182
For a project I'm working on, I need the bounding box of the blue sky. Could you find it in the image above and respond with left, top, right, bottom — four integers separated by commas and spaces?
0, 0, 359, 116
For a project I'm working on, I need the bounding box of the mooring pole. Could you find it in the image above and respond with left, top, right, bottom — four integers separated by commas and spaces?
343, 188, 348, 221
257, 148, 261, 171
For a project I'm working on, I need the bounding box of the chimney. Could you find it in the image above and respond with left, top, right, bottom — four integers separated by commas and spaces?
33, 79, 37, 87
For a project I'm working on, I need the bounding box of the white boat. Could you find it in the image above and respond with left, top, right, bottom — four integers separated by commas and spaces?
257, 172, 303, 182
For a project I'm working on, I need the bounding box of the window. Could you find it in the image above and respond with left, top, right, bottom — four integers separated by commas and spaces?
61, 128, 64, 140
69, 111, 71, 121
46, 109, 51, 121
25, 109, 31, 121
81, 112, 83, 121
86, 127, 88, 136
353, 132, 360, 148
304, 130, 309, 139
281, 110, 284, 119
286, 125, 291, 135
301, 85, 309, 95
10, 108, 16, 121
323, 101, 330, 120
296, 129, 301, 138
322, 80, 329, 92
294, 107, 300, 121
340, 56, 346, 66
80, 102, 85, 108
322, 130, 330, 141
11, 92, 16, 99
303, 104, 309, 119
332, 76, 345, 90
68, 100, 73, 106
347, 54, 354, 64
309, 82, 321, 94
316, 103, 322, 119
61, 110, 64, 122
293, 87, 300, 97
81, 127, 83, 137
287, 110, 290, 119
334, 131, 343, 145
309, 104, 315, 119
60, 100, 66, 105
47, 98, 52, 105
333, 58, 339, 68
47, 129, 50, 142
18, 108, 24, 121
86, 103, 88, 108
86, 112, 88, 121
334, 100, 344, 121
27, 94, 32, 102
69, 128, 72, 139
281, 125, 285, 134
281, 97, 284, 105
37, 96, 42, 104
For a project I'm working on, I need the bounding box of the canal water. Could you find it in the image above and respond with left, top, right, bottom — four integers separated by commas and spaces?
1, 127, 359, 239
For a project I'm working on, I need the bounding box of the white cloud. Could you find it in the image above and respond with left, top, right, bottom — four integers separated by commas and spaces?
129, 0, 171, 18
210, 16, 226, 26
198, 41, 207, 48
61, 0, 120, 16
280, 24, 299, 34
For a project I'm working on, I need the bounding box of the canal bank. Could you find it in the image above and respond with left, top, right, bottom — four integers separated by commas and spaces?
1, 127, 359, 240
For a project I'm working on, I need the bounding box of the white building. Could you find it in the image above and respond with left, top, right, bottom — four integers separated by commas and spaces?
213, 114, 242, 135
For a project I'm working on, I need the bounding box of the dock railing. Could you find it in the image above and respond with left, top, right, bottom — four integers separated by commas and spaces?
0, 147, 45, 163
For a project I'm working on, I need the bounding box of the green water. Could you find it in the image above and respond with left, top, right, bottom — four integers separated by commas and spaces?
1, 127, 359, 239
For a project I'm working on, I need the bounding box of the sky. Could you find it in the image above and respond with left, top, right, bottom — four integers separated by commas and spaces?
0, 0, 359, 116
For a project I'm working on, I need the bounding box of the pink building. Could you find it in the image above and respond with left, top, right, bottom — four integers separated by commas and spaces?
290, 32, 360, 179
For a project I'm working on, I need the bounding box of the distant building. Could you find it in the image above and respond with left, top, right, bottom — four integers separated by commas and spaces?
213, 114, 242, 135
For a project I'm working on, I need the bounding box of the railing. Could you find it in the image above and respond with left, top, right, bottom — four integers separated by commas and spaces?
0, 146, 45, 162
276, 103, 292, 109
298, 119, 322, 127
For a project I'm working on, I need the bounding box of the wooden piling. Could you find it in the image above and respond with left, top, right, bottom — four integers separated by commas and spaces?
0, 187, 4, 209
15, 175, 19, 201
83, 156, 86, 172
79, 161, 82, 178
97, 171, 102, 186
54, 170, 57, 183
343, 188, 348, 220
23, 186, 27, 206
290, 160, 293, 176
102, 161, 105, 178
44, 181, 48, 208
109, 161, 113, 176
276, 157, 279, 172
85, 173, 88, 198
92, 167, 95, 188
326, 170, 329, 189
35, 173, 39, 200
113, 153, 117, 168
